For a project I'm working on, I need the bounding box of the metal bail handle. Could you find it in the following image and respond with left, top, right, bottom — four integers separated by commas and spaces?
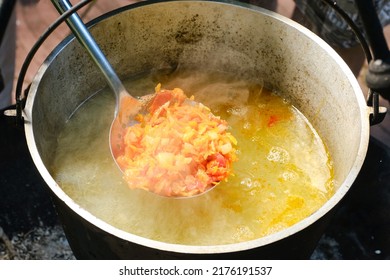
320, 0, 388, 125
354, 0, 389, 125
13, 0, 94, 126
354, 0, 390, 93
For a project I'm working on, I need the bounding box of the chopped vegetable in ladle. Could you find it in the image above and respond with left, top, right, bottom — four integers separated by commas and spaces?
115, 85, 237, 197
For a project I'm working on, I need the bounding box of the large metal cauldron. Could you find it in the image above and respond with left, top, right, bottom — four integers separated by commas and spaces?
23, 0, 369, 259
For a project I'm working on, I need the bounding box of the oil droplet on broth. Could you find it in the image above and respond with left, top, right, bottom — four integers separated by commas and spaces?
50, 70, 335, 246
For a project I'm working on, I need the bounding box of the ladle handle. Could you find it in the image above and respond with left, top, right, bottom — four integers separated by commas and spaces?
51, 0, 125, 115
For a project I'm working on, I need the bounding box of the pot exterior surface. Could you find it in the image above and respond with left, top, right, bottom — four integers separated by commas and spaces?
24, 0, 369, 258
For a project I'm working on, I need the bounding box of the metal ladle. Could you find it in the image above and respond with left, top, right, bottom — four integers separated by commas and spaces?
51, 0, 230, 198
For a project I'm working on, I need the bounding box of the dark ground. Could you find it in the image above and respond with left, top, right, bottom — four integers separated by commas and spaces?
1, 104, 390, 259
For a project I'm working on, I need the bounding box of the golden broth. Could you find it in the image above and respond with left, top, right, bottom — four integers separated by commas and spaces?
51, 70, 334, 245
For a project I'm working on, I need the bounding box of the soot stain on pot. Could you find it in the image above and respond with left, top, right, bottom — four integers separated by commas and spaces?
174, 14, 205, 44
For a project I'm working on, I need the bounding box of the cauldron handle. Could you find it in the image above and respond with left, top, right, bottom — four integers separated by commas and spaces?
353, 0, 390, 128
14, 0, 94, 126
354, 0, 390, 95
321, 0, 388, 125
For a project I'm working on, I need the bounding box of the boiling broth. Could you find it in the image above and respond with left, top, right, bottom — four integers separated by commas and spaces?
51, 70, 334, 245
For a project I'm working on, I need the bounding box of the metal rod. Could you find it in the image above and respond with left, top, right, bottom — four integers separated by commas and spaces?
354, 0, 390, 101
15, 0, 94, 125
320, 0, 372, 62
